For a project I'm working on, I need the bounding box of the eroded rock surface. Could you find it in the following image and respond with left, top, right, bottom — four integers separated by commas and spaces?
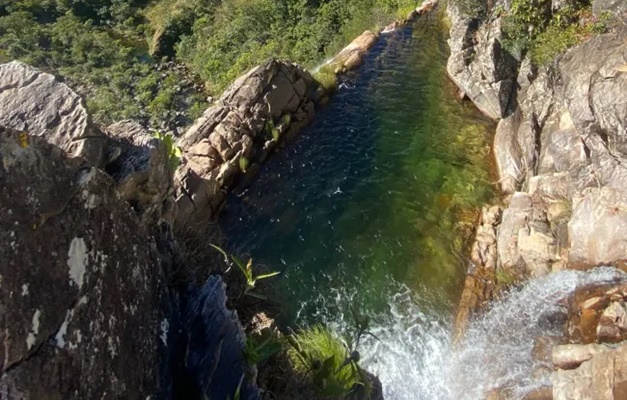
0, 61, 106, 167
0, 126, 167, 399
175, 59, 322, 227
447, 3, 518, 119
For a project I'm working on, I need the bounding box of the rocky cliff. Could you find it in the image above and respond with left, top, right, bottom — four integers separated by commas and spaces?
448, 0, 627, 398
0, 61, 261, 399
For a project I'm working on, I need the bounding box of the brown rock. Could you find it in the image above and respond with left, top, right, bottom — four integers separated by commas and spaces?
597, 301, 627, 343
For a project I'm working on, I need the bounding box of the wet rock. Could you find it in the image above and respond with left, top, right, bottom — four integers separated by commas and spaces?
175, 59, 321, 227
523, 386, 553, 400
454, 205, 501, 342
0, 61, 106, 167
552, 343, 627, 400
552, 343, 610, 369
0, 127, 167, 399
104, 121, 176, 226
596, 301, 627, 343
533, 336, 567, 363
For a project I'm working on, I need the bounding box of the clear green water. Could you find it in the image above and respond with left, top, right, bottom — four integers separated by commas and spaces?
220, 10, 494, 325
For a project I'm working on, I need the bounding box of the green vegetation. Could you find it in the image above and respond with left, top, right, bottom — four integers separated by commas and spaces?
501, 0, 611, 64
243, 328, 282, 366
170, 0, 420, 92
154, 131, 182, 169
210, 244, 280, 300
314, 64, 339, 93
0, 0, 206, 127
287, 325, 364, 397
0, 0, 423, 127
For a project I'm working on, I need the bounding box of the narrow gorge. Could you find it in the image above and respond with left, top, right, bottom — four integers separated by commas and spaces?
1, 0, 627, 399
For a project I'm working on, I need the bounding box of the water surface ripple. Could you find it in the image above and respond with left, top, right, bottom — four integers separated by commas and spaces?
220, 10, 500, 399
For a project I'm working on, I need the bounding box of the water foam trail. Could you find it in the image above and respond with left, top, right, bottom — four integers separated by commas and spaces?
308, 267, 626, 400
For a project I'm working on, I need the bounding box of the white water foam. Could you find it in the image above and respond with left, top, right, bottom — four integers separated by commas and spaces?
304, 267, 627, 400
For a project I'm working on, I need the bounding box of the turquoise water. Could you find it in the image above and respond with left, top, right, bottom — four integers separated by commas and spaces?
220, 11, 493, 333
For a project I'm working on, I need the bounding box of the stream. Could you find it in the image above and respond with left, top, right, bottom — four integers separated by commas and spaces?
217, 8, 625, 400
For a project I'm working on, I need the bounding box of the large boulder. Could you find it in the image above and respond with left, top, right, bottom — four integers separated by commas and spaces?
0, 61, 107, 167
0, 127, 167, 398
446, 4, 518, 119
175, 59, 321, 227
552, 342, 627, 400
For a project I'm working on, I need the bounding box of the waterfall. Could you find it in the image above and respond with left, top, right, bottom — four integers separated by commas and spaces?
345, 267, 626, 400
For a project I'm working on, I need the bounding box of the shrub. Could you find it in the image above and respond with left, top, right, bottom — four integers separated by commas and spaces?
287, 325, 362, 396
501, 0, 610, 65
313, 64, 338, 93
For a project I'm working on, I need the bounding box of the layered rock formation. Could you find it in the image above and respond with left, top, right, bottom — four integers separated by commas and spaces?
174, 58, 324, 227
448, 0, 627, 398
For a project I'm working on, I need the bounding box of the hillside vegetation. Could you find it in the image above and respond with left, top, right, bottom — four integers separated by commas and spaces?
0, 0, 419, 128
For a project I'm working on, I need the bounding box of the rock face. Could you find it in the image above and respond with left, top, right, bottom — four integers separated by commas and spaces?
552, 343, 627, 400
0, 126, 168, 398
448, 3, 627, 397
0, 61, 106, 167
446, 3, 518, 120
105, 120, 176, 227
174, 58, 322, 227
180, 277, 260, 400
0, 62, 262, 400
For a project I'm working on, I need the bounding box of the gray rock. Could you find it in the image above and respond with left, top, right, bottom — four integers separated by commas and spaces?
446, 4, 518, 119
497, 192, 534, 275
593, 0, 627, 18
183, 276, 260, 400
174, 59, 321, 227
0, 126, 167, 399
105, 121, 176, 226
0, 61, 106, 167
559, 31, 627, 157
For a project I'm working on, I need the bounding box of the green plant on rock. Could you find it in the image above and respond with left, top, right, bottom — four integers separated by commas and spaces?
243, 327, 283, 366
210, 244, 280, 300
286, 325, 364, 397
238, 156, 250, 172
265, 119, 280, 141
313, 64, 338, 93
154, 131, 183, 170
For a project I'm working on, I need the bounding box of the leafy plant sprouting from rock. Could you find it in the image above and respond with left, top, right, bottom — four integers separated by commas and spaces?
210, 244, 280, 300
154, 131, 182, 170
243, 327, 283, 366
286, 305, 377, 398
287, 325, 364, 397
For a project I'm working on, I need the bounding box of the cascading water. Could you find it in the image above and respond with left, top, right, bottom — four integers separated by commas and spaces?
216, 7, 626, 400
354, 267, 627, 399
